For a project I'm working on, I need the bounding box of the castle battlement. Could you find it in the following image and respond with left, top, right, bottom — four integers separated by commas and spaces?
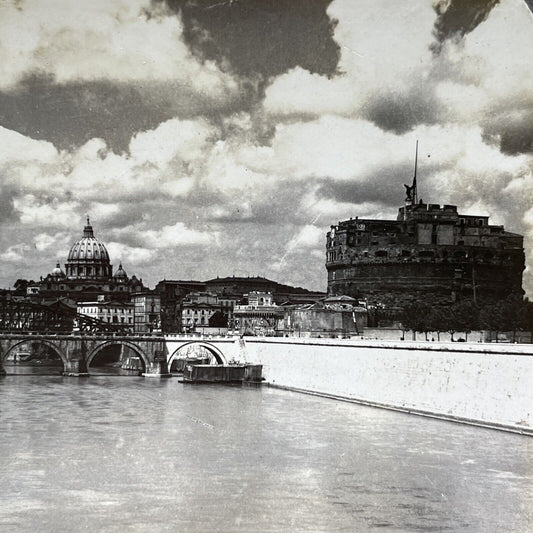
326, 194, 525, 306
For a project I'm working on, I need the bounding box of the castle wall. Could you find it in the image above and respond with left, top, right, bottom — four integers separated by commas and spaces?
328, 260, 520, 306
326, 203, 525, 304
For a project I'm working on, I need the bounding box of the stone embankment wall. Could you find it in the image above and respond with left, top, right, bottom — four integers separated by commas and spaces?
241, 338, 533, 435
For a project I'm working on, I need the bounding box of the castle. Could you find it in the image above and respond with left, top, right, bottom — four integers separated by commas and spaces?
326, 178, 525, 307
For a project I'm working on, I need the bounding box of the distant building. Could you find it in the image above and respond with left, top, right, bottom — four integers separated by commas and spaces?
326, 187, 525, 307
233, 292, 283, 336
181, 292, 220, 332
26, 284, 40, 296
278, 296, 367, 338
205, 276, 324, 304
133, 291, 161, 333
38, 218, 146, 302
77, 298, 134, 330
154, 280, 207, 332
155, 276, 324, 333
217, 293, 241, 327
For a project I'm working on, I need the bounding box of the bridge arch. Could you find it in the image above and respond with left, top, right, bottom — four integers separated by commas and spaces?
87, 340, 149, 373
168, 341, 227, 368
3, 339, 67, 371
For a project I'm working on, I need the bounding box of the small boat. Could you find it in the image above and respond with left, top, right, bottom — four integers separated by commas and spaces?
183, 363, 263, 384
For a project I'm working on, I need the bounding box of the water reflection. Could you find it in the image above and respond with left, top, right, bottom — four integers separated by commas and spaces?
4, 365, 63, 376
4, 340, 64, 375
0, 376, 531, 532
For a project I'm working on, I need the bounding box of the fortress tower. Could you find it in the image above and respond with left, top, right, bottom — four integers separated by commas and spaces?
326, 168, 525, 307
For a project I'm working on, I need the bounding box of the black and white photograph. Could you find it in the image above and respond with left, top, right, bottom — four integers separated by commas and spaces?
0, 0, 533, 531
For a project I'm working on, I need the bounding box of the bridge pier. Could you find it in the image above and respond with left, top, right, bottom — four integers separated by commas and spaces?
142, 350, 171, 378
63, 359, 90, 377
62, 341, 89, 377
0, 347, 6, 376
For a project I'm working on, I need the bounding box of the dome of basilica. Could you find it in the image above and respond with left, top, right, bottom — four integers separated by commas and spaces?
50, 263, 66, 278
113, 263, 128, 283
65, 217, 113, 279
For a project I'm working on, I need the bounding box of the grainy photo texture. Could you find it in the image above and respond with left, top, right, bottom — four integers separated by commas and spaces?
0, 1, 533, 532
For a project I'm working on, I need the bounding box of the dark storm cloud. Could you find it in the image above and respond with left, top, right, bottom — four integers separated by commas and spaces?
363, 89, 442, 135
316, 163, 417, 207
0, 180, 19, 224
161, 0, 339, 78
0, 0, 339, 153
430, 0, 500, 53
96, 209, 148, 232
0, 74, 254, 153
482, 110, 533, 155
498, 119, 533, 155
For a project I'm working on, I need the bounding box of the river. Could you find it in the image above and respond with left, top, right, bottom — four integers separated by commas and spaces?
0, 375, 532, 532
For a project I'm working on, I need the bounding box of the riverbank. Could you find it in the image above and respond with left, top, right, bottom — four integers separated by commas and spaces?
239, 338, 533, 435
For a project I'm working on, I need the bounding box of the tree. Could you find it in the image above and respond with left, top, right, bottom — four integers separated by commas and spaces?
450, 300, 480, 341
14, 279, 32, 294
400, 302, 432, 340
518, 300, 533, 343
479, 296, 522, 342
426, 306, 450, 341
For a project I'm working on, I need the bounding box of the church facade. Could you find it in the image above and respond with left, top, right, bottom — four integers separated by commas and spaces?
38, 218, 145, 302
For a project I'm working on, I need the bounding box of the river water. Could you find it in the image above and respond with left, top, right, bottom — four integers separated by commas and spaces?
0, 375, 532, 532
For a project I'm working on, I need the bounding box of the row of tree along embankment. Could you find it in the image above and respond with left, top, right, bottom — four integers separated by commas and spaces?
399, 296, 533, 342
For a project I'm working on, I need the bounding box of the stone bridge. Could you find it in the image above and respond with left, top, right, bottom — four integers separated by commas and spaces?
0, 333, 244, 377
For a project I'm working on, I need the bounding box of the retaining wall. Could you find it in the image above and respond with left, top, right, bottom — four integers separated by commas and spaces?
241, 338, 533, 435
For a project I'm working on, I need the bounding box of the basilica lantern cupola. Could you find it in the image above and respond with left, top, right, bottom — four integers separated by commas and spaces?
49, 262, 66, 279
65, 217, 112, 280
113, 263, 128, 284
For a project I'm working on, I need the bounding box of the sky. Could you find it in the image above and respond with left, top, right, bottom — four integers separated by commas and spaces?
0, 0, 532, 296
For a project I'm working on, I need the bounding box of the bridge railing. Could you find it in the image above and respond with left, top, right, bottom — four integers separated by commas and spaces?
0, 330, 165, 338
164, 333, 239, 340
0, 330, 242, 340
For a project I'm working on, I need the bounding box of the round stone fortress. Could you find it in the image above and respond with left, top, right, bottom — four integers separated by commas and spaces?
39, 218, 145, 302
326, 200, 525, 307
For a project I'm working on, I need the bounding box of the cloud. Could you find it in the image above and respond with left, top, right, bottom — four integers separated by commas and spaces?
434, 0, 533, 154
430, 0, 501, 53
0, 244, 31, 263
105, 242, 155, 267
14, 196, 80, 228
263, 67, 355, 117
0, 0, 237, 94
288, 224, 324, 249
129, 117, 214, 167
263, 0, 533, 156
140, 222, 217, 248
0, 0, 245, 153
0, 76, 247, 153
0, 117, 216, 214
164, 0, 340, 78
34, 232, 71, 253
0, 126, 58, 164
0, 0, 532, 299
264, 0, 437, 125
